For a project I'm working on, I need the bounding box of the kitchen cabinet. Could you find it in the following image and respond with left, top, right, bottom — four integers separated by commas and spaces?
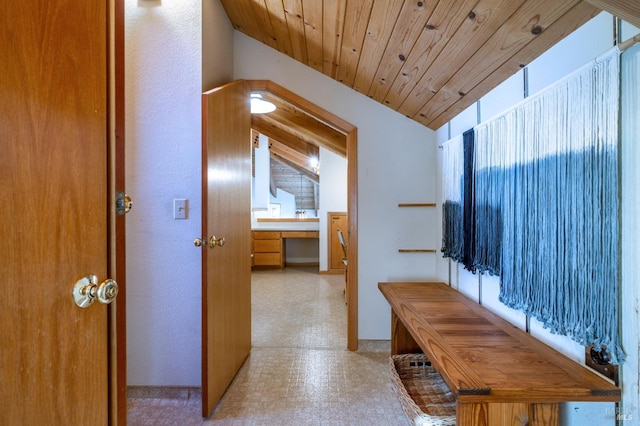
252, 231, 284, 268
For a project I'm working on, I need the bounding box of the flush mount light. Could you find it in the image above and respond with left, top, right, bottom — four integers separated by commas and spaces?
310, 157, 320, 175
250, 93, 276, 114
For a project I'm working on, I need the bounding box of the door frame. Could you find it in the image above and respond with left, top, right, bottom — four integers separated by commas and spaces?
111, 0, 127, 423
247, 81, 358, 351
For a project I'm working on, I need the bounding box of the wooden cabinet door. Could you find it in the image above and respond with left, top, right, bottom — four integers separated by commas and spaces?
329, 212, 348, 271
1, 1, 110, 424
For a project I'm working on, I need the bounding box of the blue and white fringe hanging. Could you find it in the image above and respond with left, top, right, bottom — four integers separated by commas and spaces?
443, 48, 623, 362
441, 134, 464, 263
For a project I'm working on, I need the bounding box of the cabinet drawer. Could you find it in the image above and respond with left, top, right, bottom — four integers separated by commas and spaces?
254, 239, 281, 253
281, 231, 318, 239
253, 252, 281, 266
253, 231, 280, 239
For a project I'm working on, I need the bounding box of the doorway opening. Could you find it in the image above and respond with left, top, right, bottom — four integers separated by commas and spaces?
247, 80, 358, 351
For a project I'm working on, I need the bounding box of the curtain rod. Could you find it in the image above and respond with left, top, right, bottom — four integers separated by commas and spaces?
619, 33, 640, 52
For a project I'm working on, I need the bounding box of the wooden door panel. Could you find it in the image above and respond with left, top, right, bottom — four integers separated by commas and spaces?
0, 1, 109, 424
329, 213, 348, 271
202, 80, 252, 417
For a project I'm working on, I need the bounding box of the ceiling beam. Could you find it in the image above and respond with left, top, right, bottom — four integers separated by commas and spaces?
268, 138, 318, 175
248, 80, 355, 131
253, 104, 347, 157
269, 97, 346, 142
267, 131, 319, 158
252, 114, 322, 151
270, 153, 319, 183
586, 0, 640, 29
248, 80, 352, 156
252, 115, 303, 145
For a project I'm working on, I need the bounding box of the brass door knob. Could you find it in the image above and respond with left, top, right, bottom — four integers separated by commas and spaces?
211, 236, 225, 247
194, 236, 226, 249
72, 275, 119, 308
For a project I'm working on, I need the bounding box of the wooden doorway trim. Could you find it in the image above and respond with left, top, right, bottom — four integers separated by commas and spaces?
346, 129, 358, 351
247, 80, 359, 351
110, 0, 127, 423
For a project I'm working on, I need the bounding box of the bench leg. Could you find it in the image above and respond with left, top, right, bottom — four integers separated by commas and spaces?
457, 402, 559, 426
391, 310, 422, 355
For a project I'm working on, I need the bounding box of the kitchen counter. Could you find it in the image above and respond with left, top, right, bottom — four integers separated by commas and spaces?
251, 218, 319, 231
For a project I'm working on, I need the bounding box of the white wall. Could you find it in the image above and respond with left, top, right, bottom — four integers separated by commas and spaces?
202, 0, 234, 91
233, 32, 439, 339
125, 0, 233, 387
436, 12, 640, 425
620, 41, 640, 425
251, 133, 270, 211
317, 147, 347, 271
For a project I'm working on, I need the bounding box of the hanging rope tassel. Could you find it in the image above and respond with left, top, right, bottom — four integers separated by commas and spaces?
471, 48, 623, 362
441, 135, 465, 263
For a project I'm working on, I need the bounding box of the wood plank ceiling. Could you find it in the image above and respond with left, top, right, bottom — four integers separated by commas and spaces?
229, 0, 640, 206
218, 0, 621, 131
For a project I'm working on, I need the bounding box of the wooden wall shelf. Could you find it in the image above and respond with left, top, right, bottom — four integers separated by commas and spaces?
398, 203, 436, 207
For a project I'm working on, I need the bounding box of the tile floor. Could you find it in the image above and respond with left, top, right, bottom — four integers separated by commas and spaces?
127, 266, 408, 425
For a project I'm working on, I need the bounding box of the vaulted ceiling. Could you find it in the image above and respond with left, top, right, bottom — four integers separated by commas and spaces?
222, 0, 639, 131
235, 1, 640, 201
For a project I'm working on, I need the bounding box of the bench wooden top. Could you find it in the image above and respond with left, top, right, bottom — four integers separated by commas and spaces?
379, 282, 620, 404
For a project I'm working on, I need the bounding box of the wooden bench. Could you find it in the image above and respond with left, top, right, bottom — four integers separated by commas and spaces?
379, 282, 620, 426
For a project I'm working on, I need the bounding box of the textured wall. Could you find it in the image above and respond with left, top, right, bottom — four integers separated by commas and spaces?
125, 0, 233, 386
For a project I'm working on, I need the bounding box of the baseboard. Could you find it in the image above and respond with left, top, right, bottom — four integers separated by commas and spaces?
127, 386, 200, 400
285, 261, 319, 266
285, 257, 319, 265
320, 269, 345, 275
357, 340, 392, 352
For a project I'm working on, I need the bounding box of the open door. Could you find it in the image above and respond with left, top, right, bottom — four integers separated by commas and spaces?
328, 212, 348, 271
0, 1, 113, 424
201, 80, 252, 417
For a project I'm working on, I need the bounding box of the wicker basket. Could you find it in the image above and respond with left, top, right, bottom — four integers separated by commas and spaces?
389, 353, 457, 426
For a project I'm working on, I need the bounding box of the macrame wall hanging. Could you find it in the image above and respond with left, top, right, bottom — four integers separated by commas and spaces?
441, 134, 464, 264
441, 48, 623, 362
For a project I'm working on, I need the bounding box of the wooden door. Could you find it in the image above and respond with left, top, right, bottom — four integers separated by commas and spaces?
201, 80, 252, 417
0, 1, 110, 424
329, 212, 348, 271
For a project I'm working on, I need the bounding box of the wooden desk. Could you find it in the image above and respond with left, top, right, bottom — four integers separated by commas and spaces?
252, 230, 319, 268
379, 282, 620, 426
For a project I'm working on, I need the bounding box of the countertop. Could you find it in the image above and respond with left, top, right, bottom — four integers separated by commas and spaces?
251, 218, 319, 231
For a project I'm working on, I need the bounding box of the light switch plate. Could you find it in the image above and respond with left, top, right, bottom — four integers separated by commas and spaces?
173, 199, 187, 219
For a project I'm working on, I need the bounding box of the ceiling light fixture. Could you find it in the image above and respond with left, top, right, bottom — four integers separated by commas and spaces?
250, 93, 276, 114
310, 157, 320, 175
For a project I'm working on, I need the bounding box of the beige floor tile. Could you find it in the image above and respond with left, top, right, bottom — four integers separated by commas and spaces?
128, 266, 408, 425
